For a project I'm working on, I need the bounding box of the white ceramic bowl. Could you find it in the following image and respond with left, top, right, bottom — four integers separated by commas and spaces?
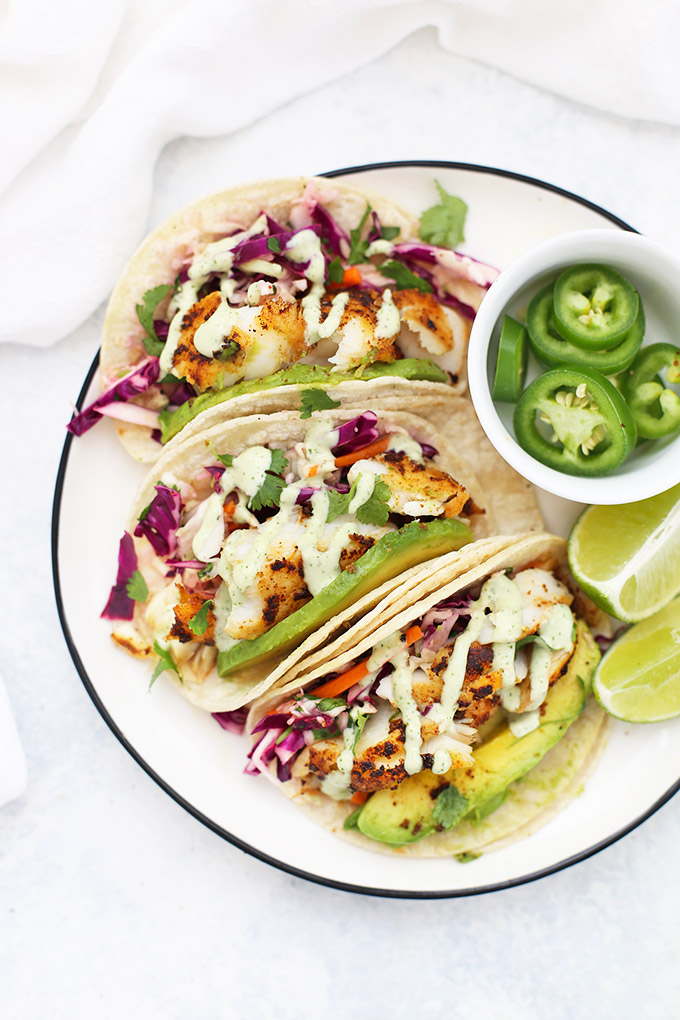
468, 229, 680, 504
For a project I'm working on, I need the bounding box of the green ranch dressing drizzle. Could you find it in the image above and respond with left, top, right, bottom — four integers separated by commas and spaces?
285, 229, 326, 343
317, 292, 350, 340
375, 288, 400, 339
159, 215, 269, 376
386, 433, 425, 462
215, 421, 384, 622
506, 602, 574, 737
192, 447, 272, 562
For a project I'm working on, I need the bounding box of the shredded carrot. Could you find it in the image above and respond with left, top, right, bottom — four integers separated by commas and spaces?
405, 625, 424, 646
334, 435, 391, 468
342, 266, 362, 287
224, 500, 236, 516
311, 657, 371, 699
307, 464, 318, 478
351, 791, 369, 805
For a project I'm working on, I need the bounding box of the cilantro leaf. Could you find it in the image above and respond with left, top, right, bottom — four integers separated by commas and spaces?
210, 445, 233, 468
267, 236, 282, 253
348, 204, 371, 264
355, 478, 391, 527
380, 260, 433, 293
126, 570, 148, 603
380, 225, 400, 241
316, 696, 347, 712
419, 181, 468, 250
326, 257, 344, 284
150, 641, 182, 688
197, 563, 214, 579
299, 388, 341, 419
268, 448, 288, 475
431, 784, 469, 830
326, 477, 391, 526
188, 599, 214, 637
136, 284, 174, 356
326, 484, 353, 522
454, 852, 481, 863
249, 449, 289, 511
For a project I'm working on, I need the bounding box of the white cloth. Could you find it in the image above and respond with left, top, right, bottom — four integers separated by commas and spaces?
1, 0, 678, 351
0, 674, 27, 808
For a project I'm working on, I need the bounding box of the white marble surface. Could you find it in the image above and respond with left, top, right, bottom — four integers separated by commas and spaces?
2, 29, 679, 1018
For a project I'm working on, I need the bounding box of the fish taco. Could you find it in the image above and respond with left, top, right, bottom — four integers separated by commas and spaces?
68, 177, 498, 460
245, 533, 608, 857
103, 404, 515, 712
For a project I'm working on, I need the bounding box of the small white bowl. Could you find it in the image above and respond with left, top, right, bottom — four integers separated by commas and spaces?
468, 228, 680, 505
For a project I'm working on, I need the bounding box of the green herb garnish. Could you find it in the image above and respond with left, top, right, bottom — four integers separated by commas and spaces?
327, 478, 391, 527
126, 570, 148, 603
136, 284, 175, 356
188, 600, 214, 637
419, 181, 467, 250
299, 388, 341, 419
380, 260, 433, 293
150, 641, 182, 688
249, 449, 289, 511
431, 784, 469, 830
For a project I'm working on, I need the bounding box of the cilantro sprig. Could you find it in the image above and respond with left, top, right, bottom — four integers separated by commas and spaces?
348, 204, 372, 264
150, 641, 182, 688
299, 388, 341, 419
136, 283, 175, 356
419, 181, 468, 250
327, 477, 391, 526
380, 260, 433, 293
326, 257, 344, 284
188, 600, 214, 637
431, 784, 469, 829
249, 449, 289, 511
125, 570, 148, 603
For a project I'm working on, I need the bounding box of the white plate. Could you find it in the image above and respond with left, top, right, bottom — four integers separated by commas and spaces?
52, 162, 680, 898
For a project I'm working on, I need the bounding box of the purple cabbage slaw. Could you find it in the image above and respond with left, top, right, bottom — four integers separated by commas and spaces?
67, 357, 159, 437
134, 484, 184, 557
101, 531, 139, 621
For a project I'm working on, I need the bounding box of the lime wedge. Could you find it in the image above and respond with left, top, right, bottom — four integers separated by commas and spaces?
593, 598, 680, 721
567, 483, 680, 622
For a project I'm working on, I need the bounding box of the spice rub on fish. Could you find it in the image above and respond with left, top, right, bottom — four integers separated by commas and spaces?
172, 291, 306, 391
168, 586, 216, 644
351, 449, 471, 519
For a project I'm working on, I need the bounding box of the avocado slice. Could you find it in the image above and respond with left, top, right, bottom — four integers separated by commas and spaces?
355, 620, 600, 846
217, 518, 472, 677
159, 359, 448, 443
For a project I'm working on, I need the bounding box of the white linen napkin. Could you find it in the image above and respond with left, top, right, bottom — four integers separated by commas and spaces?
1, 0, 679, 351
0, 674, 27, 808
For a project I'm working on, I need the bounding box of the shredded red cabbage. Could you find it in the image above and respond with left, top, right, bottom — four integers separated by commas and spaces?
101, 532, 139, 621
332, 412, 380, 456
309, 200, 350, 258
134, 484, 183, 557
67, 357, 159, 436
213, 708, 248, 734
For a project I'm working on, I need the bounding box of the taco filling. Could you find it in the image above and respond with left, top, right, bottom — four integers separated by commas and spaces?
68, 180, 497, 443
247, 555, 601, 846
104, 410, 480, 703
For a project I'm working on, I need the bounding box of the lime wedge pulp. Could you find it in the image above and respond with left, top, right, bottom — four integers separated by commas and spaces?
567, 483, 680, 622
593, 598, 680, 722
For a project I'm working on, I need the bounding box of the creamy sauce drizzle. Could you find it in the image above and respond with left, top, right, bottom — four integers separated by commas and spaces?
285, 229, 326, 343
375, 288, 400, 339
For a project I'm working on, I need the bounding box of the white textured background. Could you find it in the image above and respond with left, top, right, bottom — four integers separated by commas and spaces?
3, 26, 680, 1019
